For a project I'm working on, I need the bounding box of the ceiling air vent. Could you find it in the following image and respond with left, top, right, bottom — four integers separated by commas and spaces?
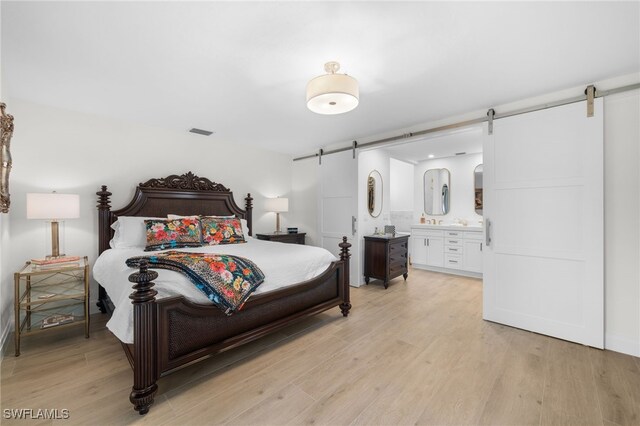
189, 128, 214, 136
455, 152, 466, 156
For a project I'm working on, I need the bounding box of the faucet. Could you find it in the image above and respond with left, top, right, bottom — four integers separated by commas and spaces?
438, 220, 443, 225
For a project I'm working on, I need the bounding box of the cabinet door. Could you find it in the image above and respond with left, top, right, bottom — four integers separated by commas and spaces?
464, 240, 483, 273
411, 236, 428, 265
426, 236, 444, 267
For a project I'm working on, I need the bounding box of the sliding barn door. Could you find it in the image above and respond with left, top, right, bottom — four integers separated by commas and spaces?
318, 150, 359, 286
483, 99, 604, 348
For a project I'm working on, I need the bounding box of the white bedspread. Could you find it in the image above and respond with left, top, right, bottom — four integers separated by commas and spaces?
93, 238, 338, 343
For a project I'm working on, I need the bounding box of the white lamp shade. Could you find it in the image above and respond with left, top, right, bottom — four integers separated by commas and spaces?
264, 197, 289, 213
306, 73, 359, 115
27, 193, 80, 220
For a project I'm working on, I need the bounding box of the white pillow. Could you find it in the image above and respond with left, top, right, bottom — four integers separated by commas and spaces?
109, 216, 163, 249
166, 214, 252, 238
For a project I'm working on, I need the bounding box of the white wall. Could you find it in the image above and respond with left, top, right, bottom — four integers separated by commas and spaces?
389, 158, 414, 211
4, 99, 295, 327
413, 153, 483, 226
0, 215, 9, 355
0, 0, 12, 355
603, 89, 640, 356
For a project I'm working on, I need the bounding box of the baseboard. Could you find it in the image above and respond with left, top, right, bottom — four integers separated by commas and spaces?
604, 333, 640, 357
411, 264, 483, 279
0, 317, 13, 360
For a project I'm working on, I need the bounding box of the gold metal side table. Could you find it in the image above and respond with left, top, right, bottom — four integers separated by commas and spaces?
14, 256, 90, 356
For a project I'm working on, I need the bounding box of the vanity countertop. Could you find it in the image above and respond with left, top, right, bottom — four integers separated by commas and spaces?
411, 224, 483, 232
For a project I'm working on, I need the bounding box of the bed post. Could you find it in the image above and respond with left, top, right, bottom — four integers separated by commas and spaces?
245, 193, 253, 236
339, 236, 352, 317
96, 185, 112, 313
129, 261, 158, 415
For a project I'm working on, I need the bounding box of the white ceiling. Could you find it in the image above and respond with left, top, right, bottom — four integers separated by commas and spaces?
3, 2, 639, 157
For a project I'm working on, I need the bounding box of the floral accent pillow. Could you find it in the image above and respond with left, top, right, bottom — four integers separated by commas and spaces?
144, 218, 203, 251
200, 216, 246, 245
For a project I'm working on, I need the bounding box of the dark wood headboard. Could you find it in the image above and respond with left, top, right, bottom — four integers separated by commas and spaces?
96, 172, 253, 256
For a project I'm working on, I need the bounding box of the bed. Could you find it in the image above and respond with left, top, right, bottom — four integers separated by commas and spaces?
95, 172, 351, 415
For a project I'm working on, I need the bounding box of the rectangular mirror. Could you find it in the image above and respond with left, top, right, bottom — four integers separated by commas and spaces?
424, 168, 450, 215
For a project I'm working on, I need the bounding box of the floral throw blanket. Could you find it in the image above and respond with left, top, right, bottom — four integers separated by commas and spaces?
126, 251, 265, 315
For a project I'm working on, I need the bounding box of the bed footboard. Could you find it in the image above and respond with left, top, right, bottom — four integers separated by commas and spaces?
128, 237, 351, 415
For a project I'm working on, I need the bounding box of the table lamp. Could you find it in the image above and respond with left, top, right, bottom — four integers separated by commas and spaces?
264, 197, 288, 234
27, 192, 80, 258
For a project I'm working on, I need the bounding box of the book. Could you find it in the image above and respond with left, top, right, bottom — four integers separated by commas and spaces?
41, 314, 74, 329
33, 261, 80, 270
31, 256, 81, 265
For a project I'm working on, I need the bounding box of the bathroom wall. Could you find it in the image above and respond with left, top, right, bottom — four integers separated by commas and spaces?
413, 153, 483, 225
356, 149, 391, 285
389, 158, 414, 232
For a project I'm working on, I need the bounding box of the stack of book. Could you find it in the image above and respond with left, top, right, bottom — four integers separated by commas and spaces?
41, 314, 74, 329
31, 256, 81, 270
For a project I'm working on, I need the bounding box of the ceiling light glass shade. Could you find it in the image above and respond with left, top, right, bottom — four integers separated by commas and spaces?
306, 62, 359, 115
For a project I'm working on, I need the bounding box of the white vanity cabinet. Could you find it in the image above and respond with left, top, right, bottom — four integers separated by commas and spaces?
410, 225, 483, 277
463, 236, 483, 273
411, 229, 444, 267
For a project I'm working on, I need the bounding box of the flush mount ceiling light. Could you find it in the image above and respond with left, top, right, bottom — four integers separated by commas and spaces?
306, 61, 359, 115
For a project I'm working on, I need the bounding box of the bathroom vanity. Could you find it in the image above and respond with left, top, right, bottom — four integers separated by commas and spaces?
410, 224, 483, 277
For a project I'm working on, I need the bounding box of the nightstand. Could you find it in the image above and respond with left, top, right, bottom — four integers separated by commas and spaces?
14, 257, 90, 356
363, 235, 409, 289
256, 232, 306, 245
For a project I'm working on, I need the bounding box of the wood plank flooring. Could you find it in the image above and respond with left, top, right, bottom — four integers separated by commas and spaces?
1, 268, 639, 425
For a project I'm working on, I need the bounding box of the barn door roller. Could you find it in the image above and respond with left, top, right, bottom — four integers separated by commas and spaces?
487, 109, 496, 135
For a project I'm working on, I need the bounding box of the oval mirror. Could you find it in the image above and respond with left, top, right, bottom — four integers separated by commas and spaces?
474, 164, 483, 215
367, 170, 383, 218
424, 168, 451, 215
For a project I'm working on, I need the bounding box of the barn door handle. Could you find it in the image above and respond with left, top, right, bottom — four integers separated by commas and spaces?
352, 216, 357, 236
485, 219, 492, 247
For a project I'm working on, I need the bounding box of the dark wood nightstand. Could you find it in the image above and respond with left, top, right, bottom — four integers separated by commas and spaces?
363, 235, 409, 289
256, 233, 306, 245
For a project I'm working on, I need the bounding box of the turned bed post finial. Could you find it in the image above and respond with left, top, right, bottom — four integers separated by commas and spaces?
245, 193, 253, 236
97, 185, 112, 209
338, 236, 352, 317
96, 185, 113, 313
129, 260, 159, 415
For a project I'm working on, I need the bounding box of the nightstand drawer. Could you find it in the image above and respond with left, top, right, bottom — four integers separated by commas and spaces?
389, 262, 407, 277
389, 242, 408, 256
389, 255, 407, 269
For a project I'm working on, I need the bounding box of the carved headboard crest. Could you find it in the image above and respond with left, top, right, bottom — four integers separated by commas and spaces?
139, 172, 230, 192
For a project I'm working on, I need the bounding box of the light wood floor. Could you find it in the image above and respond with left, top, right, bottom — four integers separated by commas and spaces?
2, 268, 639, 425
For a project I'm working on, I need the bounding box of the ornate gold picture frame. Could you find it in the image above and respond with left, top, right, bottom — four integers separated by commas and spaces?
1, 103, 14, 213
